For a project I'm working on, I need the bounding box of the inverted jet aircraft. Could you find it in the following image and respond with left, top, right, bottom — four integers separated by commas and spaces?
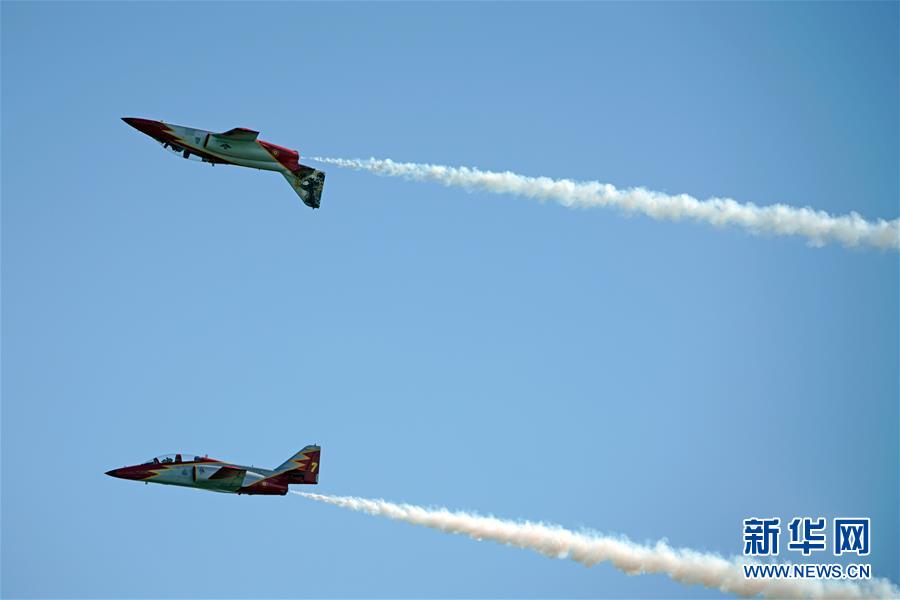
122, 117, 325, 208
105, 445, 320, 496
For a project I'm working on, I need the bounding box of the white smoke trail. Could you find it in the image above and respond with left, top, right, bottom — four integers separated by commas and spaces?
298, 492, 898, 600
310, 157, 900, 251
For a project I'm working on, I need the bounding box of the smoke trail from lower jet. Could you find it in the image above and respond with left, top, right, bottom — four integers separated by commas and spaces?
310, 157, 900, 251
298, 492, 898, 599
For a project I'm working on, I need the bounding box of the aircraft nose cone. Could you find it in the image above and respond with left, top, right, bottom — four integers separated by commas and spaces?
106, 468, 130, 479
106, 466, 150, 481
121, 117, 164, 137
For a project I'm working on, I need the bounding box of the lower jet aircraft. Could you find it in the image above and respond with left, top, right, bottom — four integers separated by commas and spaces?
122, 117, 325, 209
105, 445, 320, 496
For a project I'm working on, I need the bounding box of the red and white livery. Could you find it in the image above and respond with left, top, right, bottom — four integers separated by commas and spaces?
106, 445, 321, 496
123, 117, 325, 208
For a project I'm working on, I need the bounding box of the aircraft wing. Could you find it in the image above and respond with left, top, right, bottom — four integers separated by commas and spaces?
217, 127, 259, 142
207, 465, 246, 480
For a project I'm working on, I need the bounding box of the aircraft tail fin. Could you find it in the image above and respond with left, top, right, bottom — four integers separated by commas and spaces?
273, 444, 320, 484
283, 165, 325, 209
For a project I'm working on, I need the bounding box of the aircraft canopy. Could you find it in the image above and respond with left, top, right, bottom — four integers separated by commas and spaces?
143, 453, 202, 464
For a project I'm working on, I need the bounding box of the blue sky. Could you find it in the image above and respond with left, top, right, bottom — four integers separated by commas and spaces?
2, 2, 897, 598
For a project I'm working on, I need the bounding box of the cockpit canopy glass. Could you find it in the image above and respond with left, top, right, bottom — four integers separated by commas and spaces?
143, 453, 200, 465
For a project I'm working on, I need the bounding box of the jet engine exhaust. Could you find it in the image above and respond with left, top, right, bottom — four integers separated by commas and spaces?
297, 492, 899, 600
309, 156, 900, 251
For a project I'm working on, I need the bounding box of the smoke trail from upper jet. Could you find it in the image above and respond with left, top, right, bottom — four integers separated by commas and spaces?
298, 492, 898, 599
310, 157, 900, 251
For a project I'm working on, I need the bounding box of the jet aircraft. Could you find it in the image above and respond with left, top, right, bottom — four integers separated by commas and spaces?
122, 117, 325, 208
105, 445, 320, 496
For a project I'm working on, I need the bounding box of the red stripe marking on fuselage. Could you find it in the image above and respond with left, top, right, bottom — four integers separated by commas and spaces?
257, 139, 300, 172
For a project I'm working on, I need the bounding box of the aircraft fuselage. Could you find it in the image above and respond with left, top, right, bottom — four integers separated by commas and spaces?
122, 118, 325, 208
106, 446, 320, 496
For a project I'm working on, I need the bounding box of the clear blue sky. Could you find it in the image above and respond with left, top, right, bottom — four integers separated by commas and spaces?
2, 2, 897, 598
